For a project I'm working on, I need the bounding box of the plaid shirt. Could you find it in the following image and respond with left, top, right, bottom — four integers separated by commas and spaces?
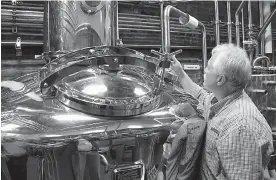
188, 84, 274, 180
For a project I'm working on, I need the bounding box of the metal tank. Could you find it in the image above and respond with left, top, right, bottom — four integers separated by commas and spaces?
1, 1, 206, 180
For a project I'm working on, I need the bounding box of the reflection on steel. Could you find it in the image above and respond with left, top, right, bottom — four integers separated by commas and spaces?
1, 46, 200, 179
255, 6, 276, 57
43, 0, 107, 52
214, 0, 220, 45
39, 46, 170, 116
227, 0, 232, 43
235, 0, 246, 47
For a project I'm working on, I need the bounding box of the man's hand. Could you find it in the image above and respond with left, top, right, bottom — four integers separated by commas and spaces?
169, 55, 197, 93
170, 55, 185, 78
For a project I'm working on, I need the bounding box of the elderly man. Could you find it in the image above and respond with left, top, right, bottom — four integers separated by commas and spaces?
170, 43, 274, 180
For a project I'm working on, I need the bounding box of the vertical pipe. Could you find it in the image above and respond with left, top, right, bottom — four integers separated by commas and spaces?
160, 2, 165, 53
259, 1, 265, 56
263, 1, 273, 54
248, 0, 254, 62
43, 1, 49, 52
248, 0, 253, 39
214, 0, 220, 45
227, 0, 232, 43
235, 0, 246, 47
241, 9, 245, 48
115, 1, 120, 45
111, 1, 118, 46
164, 7, 171, 54
199, 22, 207, 68
105, 0, 112, 46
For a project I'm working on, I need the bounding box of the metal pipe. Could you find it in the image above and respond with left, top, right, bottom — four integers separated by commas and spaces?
255, 6, 276, 57
248, 0, 253, 39
115, 1, 120, 45
214, 0, 220, 45
235, 0, 246, 47
161, 2, 165, 53
241, 9, 245, 48
263, 1, 273, 54
248, 0, 255, 62
199, 22, 207, 68
259, 1, 265, 55
164, 5, 207, 68
227, 0, 232, 43
1, 40, 43, 45
252, 56, 270, 67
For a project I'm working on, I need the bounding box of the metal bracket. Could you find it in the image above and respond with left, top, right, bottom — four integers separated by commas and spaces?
15, 37, 22, 57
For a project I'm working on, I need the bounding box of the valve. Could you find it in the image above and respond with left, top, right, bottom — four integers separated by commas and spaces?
151, 49, 182, 91
151, 49, 182, 68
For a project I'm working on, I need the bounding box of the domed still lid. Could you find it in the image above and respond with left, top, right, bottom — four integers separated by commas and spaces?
40, 46, 162, 117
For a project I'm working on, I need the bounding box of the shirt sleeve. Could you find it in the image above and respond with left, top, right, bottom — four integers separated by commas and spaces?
186, 84, 215, 118
217, 126, 266, 180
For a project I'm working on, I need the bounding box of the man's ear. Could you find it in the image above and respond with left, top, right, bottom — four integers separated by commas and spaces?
217, 75, 226, 86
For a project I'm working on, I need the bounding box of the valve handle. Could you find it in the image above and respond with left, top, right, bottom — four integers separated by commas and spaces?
151, 49, 182, 59
151, 49, 163, 57
169, 49, 182, 57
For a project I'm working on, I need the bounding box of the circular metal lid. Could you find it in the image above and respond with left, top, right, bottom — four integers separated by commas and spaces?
41, 46, 162, 117
56, 65, 160, 116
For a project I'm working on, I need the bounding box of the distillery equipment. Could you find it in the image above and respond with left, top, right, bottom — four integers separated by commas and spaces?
1, 1, 206, 180
1, 1, 276, 180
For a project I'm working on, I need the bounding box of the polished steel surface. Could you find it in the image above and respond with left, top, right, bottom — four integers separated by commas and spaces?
1, 46, 199, 145
44, 0, 110, 52
1, 78, 192, 144
39, 46, 163, 116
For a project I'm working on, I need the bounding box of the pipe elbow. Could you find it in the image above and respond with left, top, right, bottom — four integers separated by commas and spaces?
252, 56, 270, 67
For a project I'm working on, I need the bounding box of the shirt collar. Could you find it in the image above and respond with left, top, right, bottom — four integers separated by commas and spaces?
210, 89, 243, 115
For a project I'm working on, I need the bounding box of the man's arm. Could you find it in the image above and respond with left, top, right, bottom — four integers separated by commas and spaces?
171, 56, 215, 114
217, 126, 265, 180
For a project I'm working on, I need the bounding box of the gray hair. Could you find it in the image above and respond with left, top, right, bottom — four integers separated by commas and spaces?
211, 43, 252, 89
